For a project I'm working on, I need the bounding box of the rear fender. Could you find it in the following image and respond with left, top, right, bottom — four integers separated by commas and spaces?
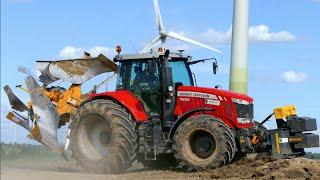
89, 90, 148, 122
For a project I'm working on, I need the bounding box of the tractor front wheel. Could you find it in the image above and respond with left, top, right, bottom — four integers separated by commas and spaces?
173, 115, 236, 171
69, 99, 137, 174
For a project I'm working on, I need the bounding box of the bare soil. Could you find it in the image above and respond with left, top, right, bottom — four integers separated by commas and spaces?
1, 156, 320, 180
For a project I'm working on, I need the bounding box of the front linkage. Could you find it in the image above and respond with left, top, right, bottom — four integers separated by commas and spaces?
236, 105, 319, 158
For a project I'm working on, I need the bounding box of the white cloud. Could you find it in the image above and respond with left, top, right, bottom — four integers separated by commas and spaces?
58, 46, 82, 59
199, 24, 296, 44
58, 46, 114, 59
88, 46, 113, 57
200, 27, 232, 44
281, 70, 308, 83
249, 25, 296, 42
142, 25, 296, 52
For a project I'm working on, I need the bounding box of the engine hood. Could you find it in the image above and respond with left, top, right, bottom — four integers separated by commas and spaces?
177, 86, 253, 103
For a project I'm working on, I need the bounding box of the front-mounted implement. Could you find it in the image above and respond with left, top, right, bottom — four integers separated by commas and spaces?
267, 106, 319, 158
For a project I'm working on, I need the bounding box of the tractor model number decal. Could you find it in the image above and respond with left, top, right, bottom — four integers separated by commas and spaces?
205, 99, 220, 106
179, 97, 190, 102
177, 91, 218, 99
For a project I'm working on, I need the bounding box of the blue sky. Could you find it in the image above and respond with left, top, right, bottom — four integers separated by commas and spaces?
1, 0, 319, 152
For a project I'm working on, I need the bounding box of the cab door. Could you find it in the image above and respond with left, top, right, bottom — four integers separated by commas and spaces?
117, 60, 161, 115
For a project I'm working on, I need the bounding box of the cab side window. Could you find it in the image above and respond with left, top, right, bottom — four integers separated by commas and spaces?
117, 60, 161, 114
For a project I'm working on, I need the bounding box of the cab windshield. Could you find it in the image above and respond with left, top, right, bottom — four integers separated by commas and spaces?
116, 59, 193, 90
116, 58, 193, 113
169, 60, 193, 86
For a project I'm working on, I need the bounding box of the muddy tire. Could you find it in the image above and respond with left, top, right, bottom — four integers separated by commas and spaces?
69, 99, 137, 174
172, 115, 236, 171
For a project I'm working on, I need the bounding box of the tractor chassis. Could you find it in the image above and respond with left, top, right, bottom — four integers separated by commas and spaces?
137, 113, 319, 162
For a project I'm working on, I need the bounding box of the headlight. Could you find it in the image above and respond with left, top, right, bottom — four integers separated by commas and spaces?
232, 98, 250, 105
232, 98, 253, 124
237, 117, 251, 124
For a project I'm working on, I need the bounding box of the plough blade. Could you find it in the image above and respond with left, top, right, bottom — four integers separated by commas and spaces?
3, 85, 29, 112
18, 66, 58, 85
25, 75, 63, 154
6, 111, 30, 130
35, 54, 118, 84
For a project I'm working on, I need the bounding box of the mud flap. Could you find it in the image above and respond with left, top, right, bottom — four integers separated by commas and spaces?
24, 75, 64, 154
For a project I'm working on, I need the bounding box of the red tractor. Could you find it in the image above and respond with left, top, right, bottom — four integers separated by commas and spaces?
67, 49, 319, 173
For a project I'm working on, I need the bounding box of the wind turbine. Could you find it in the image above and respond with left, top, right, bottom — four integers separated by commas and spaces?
140, 0, 222, 54
229, 0, 249, 94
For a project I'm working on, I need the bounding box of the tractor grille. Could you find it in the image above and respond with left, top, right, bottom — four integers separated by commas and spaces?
234, 103, 254, 123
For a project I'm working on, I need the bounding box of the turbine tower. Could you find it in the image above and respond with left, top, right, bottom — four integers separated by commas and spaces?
229, 0, 249, 94
140, 0, 222, 54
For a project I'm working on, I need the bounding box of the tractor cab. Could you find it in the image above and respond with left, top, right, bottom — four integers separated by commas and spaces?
114, 51, 195, 115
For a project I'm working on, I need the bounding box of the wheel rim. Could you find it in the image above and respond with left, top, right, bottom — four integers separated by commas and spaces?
78, 114, 112, 161
188, 130, 216, 159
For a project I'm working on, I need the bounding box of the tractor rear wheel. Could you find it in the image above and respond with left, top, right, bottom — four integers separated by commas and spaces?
172, 115, 236, 171
69, 99, 137, 174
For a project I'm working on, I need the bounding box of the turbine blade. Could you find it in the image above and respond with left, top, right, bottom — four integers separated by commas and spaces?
153, 0, 164, 32
140, 35, 162, 53
166, 31, 223, 54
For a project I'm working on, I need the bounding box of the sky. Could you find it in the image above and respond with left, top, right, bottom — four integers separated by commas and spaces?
1, 0, 319, 152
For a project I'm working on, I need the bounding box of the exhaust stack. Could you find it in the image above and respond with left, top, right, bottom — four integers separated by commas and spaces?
230, 0, 249, 94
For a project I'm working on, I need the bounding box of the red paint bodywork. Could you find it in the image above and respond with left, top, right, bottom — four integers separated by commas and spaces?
90, 90, 148, 122
175, 86, 254, 129
89, 86, 254, 129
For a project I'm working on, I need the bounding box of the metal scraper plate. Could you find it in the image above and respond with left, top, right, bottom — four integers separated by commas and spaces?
25, 75, 63, 153
35, 54, 118, 84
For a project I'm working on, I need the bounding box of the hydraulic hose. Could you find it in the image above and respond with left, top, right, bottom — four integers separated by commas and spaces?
258, 112, 274, 128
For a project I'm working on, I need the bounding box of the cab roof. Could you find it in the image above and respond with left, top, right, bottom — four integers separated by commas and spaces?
113, 52, 191, 62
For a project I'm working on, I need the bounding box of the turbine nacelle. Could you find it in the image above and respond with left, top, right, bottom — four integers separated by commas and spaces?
141, 0, 222, 54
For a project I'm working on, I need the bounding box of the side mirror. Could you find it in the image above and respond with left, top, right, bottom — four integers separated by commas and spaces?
212, 60, 218, 74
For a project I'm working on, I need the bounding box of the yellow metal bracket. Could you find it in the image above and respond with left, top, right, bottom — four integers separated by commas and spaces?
274, 105, 297, 119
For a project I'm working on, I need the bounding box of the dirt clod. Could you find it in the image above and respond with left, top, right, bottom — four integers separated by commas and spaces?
197, 157, 320, 180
